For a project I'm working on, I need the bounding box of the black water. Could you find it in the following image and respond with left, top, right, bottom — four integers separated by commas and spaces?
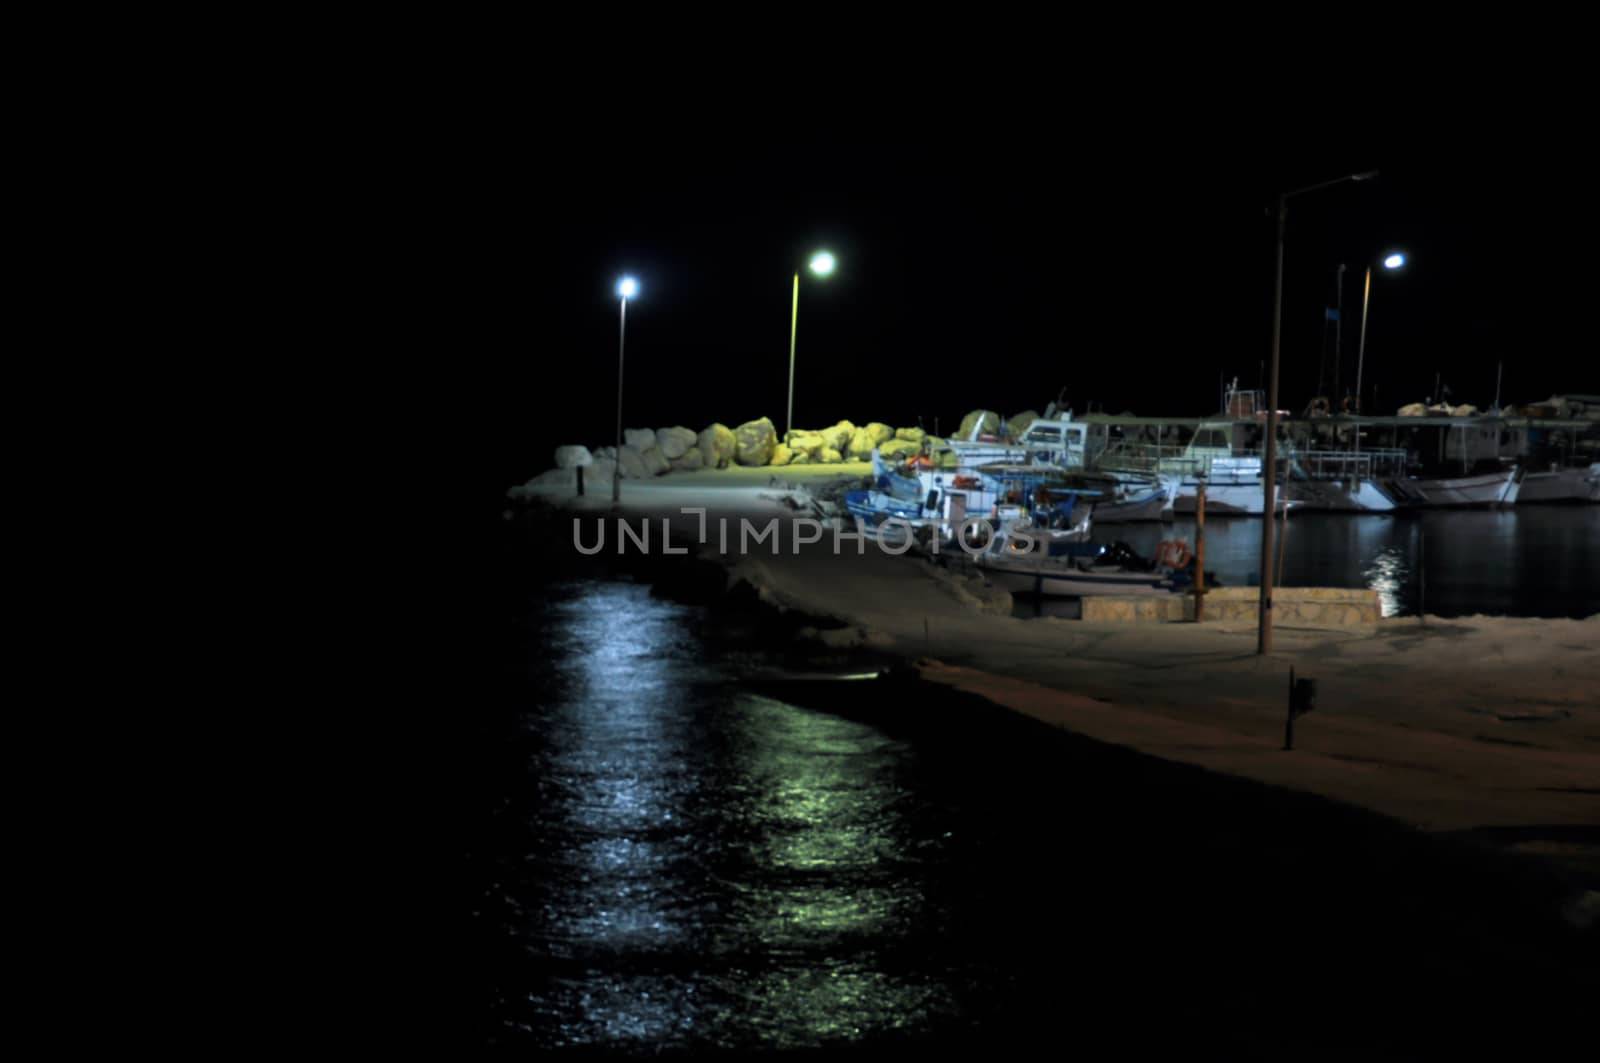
1050, 507, 1600, 619
473, 570, 1596, 1058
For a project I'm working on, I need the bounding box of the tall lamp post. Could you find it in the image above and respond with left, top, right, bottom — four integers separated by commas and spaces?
1354, 252, 1406, 415
613, 276, 638, 504
1259, 171, 1378, 656
787, 251, 835, 440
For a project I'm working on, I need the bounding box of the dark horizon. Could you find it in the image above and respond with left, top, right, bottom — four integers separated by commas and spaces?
465, 126, 1590, 488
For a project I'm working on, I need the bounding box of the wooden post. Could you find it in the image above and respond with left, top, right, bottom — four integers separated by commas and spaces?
1194, 482, 1207, 622
576, 464, 585, 496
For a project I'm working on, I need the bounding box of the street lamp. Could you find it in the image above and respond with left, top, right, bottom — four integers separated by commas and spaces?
1354, 252, 1406, 415
787, 251, 836, 440
613, 276, 637, 504
1259, 171, 1379, 656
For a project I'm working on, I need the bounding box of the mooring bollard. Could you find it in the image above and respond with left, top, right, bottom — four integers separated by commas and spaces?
1283, 665, 1317, 750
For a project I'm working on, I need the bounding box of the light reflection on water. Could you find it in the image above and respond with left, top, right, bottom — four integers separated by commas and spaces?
508, 582, 955, 1052
481, 570, 1597, 1055
1361, 544, 1412, 618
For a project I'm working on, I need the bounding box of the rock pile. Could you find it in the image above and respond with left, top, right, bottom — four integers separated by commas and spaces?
523, 407, 1033, 492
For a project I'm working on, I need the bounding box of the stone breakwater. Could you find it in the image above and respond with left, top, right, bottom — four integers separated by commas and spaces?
509, 409, 1046, 497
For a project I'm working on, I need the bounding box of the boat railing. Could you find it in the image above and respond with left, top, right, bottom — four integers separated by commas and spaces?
1092, 441, 1203, 476
1280, 445, 1409, 480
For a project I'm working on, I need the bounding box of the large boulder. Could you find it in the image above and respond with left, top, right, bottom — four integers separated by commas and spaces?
879, 439, 921, 461
698, 423, 736, 468
594, 445, 617, 460
1005, 410, 1041, 440
617, 445, 649, 478
529, 468, 575, 489
554, 445, 593, 469
625, 427, 657, 450
819, 423, 852, 452
787, 431, 826, 459
585, 457, 617, 486
669, 447, 704, 471
895, 426, 926, 443
641, 446, 671, 476
789, 451, 812, 465
734, 417, 778, 466
848, 428, 876, 458
656, 426, 697, 460
1397, 403, 1427, 417
864, 422, 894, 446
956, 410, 1000, 439
819, 447, 843, 464
769, 444, 794, 467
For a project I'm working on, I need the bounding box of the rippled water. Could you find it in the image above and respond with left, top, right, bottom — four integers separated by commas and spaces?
473, 573, 1595, 1056
1088, 507, 1600, 618
481, 582, 966, 1051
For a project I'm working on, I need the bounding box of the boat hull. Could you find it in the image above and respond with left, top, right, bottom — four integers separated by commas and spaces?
978, 561, 1176, 597
1171, 482, 1294, 516
1283, 479, 1398, 512
1517, 465, 1593, 504
1384, 467, 1521, 508
1091, 486, 1170, 523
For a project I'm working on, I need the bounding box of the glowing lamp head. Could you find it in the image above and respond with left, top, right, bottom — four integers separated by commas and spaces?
1383, 253, 1405, 270
617, 276, 638, 299
808, 251, 836, 277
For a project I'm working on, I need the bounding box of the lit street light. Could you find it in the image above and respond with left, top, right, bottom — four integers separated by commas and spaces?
613, 276, 637, 504
787, 251, 836, 440
1259, 171, 1379, 656
1354, 252, 1407, 416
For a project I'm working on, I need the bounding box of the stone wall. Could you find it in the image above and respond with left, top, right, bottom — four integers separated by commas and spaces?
1080, 587, 1380, 625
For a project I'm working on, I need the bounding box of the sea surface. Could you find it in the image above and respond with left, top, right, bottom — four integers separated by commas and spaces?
1075, 506, 1600, 619
472, 555, 1596, 1056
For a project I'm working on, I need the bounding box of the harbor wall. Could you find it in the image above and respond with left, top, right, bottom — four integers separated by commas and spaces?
1081, 587, 1380, 624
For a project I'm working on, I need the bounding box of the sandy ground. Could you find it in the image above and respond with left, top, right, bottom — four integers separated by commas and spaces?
526, 468, 1600, 840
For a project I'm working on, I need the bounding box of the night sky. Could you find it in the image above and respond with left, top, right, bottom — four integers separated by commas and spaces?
443, 113, 1590, 490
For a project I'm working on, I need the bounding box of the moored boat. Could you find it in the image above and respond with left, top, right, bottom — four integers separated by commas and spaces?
1383, 465, 1522, 508
1516, 463, 1594, 504
975, 529, 1206, 598
1089, 480, 1176, 523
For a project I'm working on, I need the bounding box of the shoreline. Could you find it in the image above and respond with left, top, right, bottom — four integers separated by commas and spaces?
508, 478, 1600, 891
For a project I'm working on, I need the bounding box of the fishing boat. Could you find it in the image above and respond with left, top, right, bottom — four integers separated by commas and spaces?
847, 449, 1116, 548
1083, 385, 1293, 516
975, 530, 1205, 598
1087, 479, 1177, 523
1517, 464, 1595, 504
933, 414, 1179, 521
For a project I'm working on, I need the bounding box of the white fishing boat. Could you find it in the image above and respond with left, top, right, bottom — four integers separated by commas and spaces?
1382, 466, 1522, 508
1085, 385, 1293, 517
1516, 464, 1595, 504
